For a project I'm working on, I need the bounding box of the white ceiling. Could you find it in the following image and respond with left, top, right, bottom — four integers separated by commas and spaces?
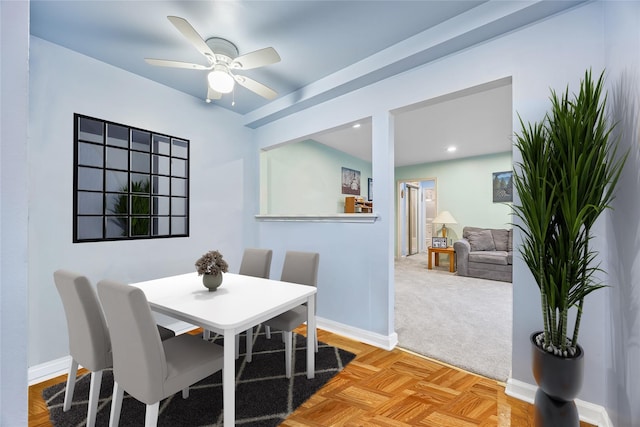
309, 79, 513, 167
29, 1, 582, 166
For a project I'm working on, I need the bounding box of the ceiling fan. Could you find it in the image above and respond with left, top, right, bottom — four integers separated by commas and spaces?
145, 16, 281, 102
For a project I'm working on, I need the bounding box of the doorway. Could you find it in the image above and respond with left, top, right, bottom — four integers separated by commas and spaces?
397, 178, 436, 257
407, 183, 419, 255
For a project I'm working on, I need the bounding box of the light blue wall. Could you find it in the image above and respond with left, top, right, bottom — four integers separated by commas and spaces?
253, 1, 620, 409
602, 2, 640, 426
396, 152, 513, 243
0, 1, 29, 424
27, 37, 257, 366
261, 139, 372, 214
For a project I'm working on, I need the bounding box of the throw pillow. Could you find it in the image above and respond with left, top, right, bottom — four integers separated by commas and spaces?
467, 229, 496, 251
492, 229, 509, 251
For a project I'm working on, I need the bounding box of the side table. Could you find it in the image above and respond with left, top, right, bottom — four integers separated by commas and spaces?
427, 246, 456, 273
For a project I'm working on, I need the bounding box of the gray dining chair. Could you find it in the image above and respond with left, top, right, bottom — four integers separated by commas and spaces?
54, 270, 176, 427
238, 248, 272, 361
263, 250, 319, 378
202, 248, 273, 362
238, 248, 273, 279
97, 279, 224, 427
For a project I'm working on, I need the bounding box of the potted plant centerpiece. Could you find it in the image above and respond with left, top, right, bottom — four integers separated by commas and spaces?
195, 250, 229, 292
512, 70, 626, 426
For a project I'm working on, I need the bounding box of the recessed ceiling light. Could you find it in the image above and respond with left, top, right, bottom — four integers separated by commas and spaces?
446, 146, 457, 153
352, 123, 361, 129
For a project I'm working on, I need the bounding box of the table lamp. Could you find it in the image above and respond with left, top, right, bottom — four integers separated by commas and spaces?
432, 210, 457, 238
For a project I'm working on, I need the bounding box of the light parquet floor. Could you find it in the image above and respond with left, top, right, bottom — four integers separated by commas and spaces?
29, 327, 594, 427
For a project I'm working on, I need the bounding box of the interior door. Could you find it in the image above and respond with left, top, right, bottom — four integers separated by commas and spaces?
407, 184, 419, 255
397, 178, 437, 258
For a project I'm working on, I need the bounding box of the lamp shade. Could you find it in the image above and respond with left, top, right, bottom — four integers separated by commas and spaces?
207, 66, 235, 94
432, 211, 457, 225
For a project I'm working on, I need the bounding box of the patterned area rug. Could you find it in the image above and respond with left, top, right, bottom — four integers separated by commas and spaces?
43, 327, 355, 426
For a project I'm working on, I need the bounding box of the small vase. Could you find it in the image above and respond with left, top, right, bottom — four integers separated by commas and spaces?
202, 273, 223, 292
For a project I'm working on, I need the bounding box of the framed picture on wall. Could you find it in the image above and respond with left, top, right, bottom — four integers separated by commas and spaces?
492, 171, 513, 203
341, 167, 361, 195
367, 178, 373, 201
432, 237, 448, 248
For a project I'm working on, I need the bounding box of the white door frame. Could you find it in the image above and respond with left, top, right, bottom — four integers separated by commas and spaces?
396, 177, 437, 258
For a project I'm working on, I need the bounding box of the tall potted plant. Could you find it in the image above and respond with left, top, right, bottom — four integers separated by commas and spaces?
512, 69, 626, 425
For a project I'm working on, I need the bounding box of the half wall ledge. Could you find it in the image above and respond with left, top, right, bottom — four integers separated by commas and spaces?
255, 214, 379, 223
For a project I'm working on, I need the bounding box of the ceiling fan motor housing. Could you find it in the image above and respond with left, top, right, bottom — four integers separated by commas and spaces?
206, 37, 239, 64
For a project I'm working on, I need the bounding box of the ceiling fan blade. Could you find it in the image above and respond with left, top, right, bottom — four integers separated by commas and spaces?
167, 16, 216, 62
231, 47, 281, 70
207, 86, 222, 100
234, 75, 277, 100
145, 58, 210, 70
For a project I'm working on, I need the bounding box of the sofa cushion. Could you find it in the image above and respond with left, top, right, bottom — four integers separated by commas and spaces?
492, 229, 509, 251
467, 229, 496, 251
463, 226, 487, 239
507, 252, 513, 264
508, 229, 513, 252
469, 251, 509, 265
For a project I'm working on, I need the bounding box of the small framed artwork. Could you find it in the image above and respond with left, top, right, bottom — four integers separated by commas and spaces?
341, 167, 361, 195
432, 237, 448, 248
367, 178, 373, 201
492, 171, 513, 203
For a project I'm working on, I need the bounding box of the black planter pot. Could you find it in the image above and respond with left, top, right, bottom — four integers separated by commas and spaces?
530, 332, 584, 427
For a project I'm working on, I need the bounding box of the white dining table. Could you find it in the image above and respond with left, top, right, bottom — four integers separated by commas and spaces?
131, 272, 317, 427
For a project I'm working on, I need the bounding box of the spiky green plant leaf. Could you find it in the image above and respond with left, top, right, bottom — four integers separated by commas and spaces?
512, 69, 627, 354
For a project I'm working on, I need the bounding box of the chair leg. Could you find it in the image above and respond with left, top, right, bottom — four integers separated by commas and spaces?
63, 358, 78, 411
145, 402, 159, 427
265, 325, 271, 339
182, 387, 189, 399
284, 330, 293, 378
109, 382, 124, 427
246, 327, 253, 362
314, 326, 319, 352
87, 370, 103, 427
235, 334, 240, 359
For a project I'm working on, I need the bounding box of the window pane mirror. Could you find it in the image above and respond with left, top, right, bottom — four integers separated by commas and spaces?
74, 114, 189, 242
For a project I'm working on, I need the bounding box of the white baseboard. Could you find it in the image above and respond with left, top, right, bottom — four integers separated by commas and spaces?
28, 355, 72, 386
316, 316, 398, 350
505, 378, 614, 427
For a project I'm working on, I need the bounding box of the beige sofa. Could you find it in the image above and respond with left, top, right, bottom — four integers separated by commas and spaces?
453, 226, 513, 282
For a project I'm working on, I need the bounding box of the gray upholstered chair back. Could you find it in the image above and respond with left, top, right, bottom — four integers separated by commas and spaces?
280, 251, 319, 287
263, 250, 320, 378
97, 280, 167, 405
54, 269, 112, 372
239, 248, 273, 278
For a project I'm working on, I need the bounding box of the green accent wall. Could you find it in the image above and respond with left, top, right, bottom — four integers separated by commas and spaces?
395, 151, 513, 242
261, 144, 512, 234
260, 139, 372, 214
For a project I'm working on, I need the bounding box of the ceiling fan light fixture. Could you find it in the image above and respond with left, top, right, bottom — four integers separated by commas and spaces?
207, 66, 235, 94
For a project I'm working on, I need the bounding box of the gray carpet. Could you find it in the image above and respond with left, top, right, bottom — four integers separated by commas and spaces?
395, 252, 512, 381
